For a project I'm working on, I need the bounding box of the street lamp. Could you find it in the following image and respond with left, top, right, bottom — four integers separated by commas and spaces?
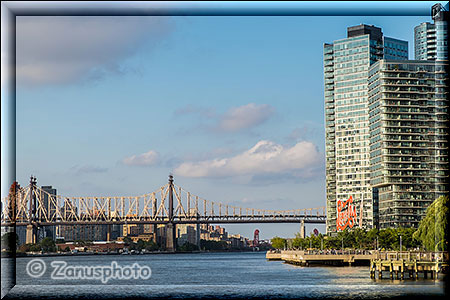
399, 235, 402, 252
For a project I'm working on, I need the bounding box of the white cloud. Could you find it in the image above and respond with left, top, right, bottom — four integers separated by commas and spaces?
16, 16, 172, 86
70, 165, 108, 175
173, 104, 216, 119
217, 103, 274, 132
173, 103, 275, 135
174, 140, 321, 178
123, 150, 159, 166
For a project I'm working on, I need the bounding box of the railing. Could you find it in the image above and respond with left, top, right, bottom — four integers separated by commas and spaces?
376, 251, 448, 262
277, 250, 448, 262
303, 249, 376, 256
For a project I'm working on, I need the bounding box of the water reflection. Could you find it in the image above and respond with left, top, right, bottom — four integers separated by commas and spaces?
2, 252, 445, 299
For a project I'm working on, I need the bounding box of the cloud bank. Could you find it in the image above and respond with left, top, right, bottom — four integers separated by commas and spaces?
16, 16, 172, 86
70, 165, 108, 175
217, 103, 274, 132
175, 103, 275, 133
173, 140, 321, 179
122, 150, 159, 166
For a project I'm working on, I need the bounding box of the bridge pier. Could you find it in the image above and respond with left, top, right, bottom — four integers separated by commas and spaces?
26, 176, 38, 244
196, 222, 201, 250
26, 224, 38, 244
300, 219, 305, 238
166, 222, 176, 252
165, 175, 176, 252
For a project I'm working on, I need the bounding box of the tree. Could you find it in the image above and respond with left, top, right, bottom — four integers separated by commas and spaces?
1, 232, 19, 251
144, 240, 159, 251
271, 237, 287, 249
178, 242, 198, 251
366, 228, 379, 249
352, 228, 368, 249
136, 239, 146, 251
396, 227, 419, 250
123, 236, 133, 246
200, 240, 228, 250
292, 235, 306, 249
40, 237, 56, 253
413, 196, 448, 251
29, 243, 42, 252
322, 235, 335, 249
337, 229, 357, 249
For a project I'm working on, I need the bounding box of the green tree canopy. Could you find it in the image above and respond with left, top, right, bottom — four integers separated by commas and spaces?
413, 196, 448, 251
1, 232, 19, 251
271, 237, 287, 249
40, 237, 56, 252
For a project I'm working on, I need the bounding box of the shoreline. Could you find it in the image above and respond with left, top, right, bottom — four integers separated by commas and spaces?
2, 249, 263, 258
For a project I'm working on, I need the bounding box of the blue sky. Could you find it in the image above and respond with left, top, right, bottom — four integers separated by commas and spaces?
14, 8, 438, 239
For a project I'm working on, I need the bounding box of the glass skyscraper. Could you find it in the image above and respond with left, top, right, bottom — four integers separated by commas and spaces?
323, 24, 408, 234
368, 60, 448, 229
414, 4, 448, 61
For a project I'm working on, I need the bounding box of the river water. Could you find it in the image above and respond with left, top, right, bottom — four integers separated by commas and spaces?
2, 252, 446, 299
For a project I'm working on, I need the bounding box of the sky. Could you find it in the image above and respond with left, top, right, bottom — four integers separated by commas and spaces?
13, 5, 439, 239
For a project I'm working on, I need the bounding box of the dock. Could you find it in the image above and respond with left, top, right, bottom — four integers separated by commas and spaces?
266, 250, 282, 260
370, 251, 449, 280
268, 250, 376, 266
267, 250, 449, 279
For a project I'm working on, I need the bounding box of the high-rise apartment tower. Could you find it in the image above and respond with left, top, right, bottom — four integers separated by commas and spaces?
324, 24, 408, 234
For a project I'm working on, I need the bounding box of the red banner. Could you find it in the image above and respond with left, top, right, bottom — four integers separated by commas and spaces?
336, 196, 357, 231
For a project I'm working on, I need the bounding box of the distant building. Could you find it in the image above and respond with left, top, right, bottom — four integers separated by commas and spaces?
59, 224, 108, 242
16, 226, 27, 246
177, 208, 200, 247
39, 186, 57, 240
414, 3, 448, 60
177, 224, 198, 246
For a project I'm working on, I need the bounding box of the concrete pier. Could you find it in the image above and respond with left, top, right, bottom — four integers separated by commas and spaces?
268, 250, 448, 280
266, 250, 282, 260
271, 250, 376, 266
370, 251, 448, 280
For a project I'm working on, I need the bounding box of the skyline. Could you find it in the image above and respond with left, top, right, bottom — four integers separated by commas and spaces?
12, 8, 442, 239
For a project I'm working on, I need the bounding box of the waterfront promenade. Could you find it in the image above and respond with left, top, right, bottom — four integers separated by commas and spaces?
267, 250, 449, 279
267, 249, 376, 266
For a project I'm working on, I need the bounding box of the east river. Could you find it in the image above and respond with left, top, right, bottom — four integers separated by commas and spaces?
1, 252, 446, 299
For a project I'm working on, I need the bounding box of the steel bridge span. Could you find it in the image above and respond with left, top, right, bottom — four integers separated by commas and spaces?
2, 175, 326, 251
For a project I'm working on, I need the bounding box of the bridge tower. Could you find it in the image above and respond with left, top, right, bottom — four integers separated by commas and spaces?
300, 219, 305, 238
152, 194, 158, 244
26, 176, 38, 244
165, 175, 177, 252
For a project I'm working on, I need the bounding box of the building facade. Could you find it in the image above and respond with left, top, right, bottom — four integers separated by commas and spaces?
368, 60, 448, 229
39, 186, 57, 240
414, 4, 448, 61
324, 24, 408, 234
59, 224, 109, 242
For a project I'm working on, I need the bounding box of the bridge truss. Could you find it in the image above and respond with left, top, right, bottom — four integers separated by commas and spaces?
1, 176, 326, 227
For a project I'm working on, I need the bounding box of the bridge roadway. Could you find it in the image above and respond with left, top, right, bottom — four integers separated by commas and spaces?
7, 215, 326, 227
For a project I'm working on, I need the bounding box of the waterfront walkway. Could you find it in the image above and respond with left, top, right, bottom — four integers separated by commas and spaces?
267, 250, 449, 279
267, 249, 376, 266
